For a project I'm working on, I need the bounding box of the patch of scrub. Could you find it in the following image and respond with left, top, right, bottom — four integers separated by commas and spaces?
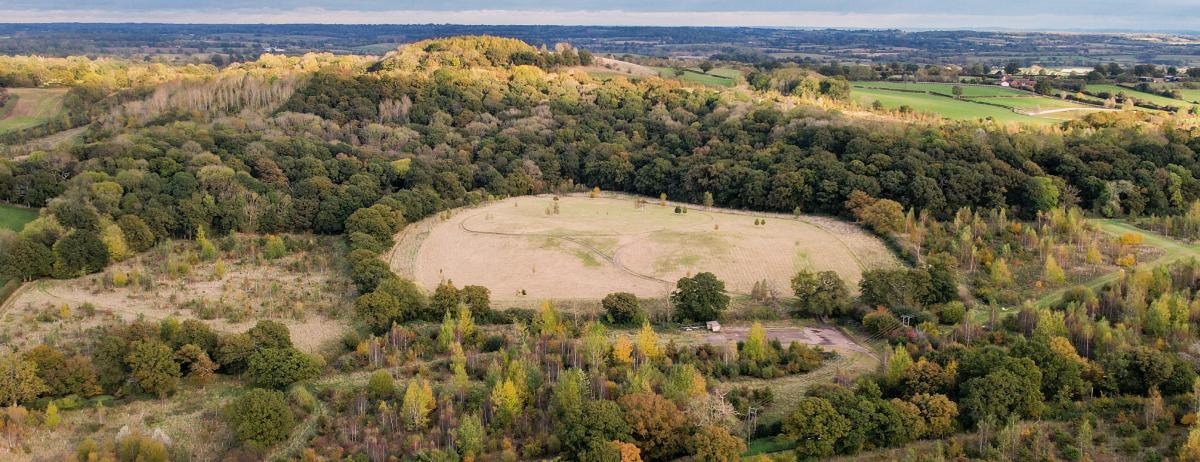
531, 235, 605, 268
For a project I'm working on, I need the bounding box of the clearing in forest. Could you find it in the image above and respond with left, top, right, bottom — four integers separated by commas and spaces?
392, 194, 898, 303
0, 87, 68, 134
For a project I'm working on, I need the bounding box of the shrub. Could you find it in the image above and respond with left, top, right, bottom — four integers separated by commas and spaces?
244, 347, 320, 389
602, 292, 643, 325
225, 388, 296, 448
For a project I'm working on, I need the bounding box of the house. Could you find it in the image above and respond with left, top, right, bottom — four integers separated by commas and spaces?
706, 321, 721, 332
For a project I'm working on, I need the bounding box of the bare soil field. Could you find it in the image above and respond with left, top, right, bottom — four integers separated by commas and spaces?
1, 235, 353, 354
392, 194, 898, 303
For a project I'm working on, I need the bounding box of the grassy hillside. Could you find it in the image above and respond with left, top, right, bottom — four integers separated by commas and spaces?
1087, 84, 1188, 108
0, 203, 36, 231
0, 87, 67, 134
651, 66, 741, 87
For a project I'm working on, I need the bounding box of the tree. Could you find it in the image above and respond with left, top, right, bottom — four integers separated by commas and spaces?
52, 229, 109, 277
960, 368, 1044, 426
401, 377, 435, 430
217, 333, 256, 373
125, 340, 181, 398
25, 345, 100, 398
690, 425, 745, 462
782, 396, 851, 460
356, 290, 400, 333
116, 214, 156, 252
603, 292, 643, 325
618, 393, 687, 460
671, 272, 730, 322
560, 399, 632, 454
247, 320, 293, 350
225, 388, 295, 448
952, 85, 964, 97
698, 61, 714, 74
244, 347, 320, 389
1043, 255, 1066, 285
262, 235, 286, 259
1182, 423, 1200, 462
432, 280, 461, 314
791, 270, 850, 319
743, 321, 770, 364
457, 413, 485, 459
909, 393, 958, 437
0, 235, 53, 281
491, 378, 522, 426
0, 353, 46, 406
462, 285, 491, 317
859, 199, 905, 234
635, 322, 661, 362
368, 369, 394, 399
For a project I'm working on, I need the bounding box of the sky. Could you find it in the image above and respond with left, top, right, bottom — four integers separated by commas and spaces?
0, 1, 1197, 32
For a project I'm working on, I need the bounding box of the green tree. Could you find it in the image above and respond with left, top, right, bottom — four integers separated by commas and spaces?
125, 340, 181, 398
225, 388, 295, 448
116, 214, 156, 253
432, 279, 461, 314
244, 347, 320, 389
457, 413, 485, 459
247, 320, 293, 350
671, 272, 730, 322
602, 292, 643, 325
367, 369, 394, 399
743, 321, 771, 364
782, 396, 851, 460
791, 269, 850, 319
53, 229, 110, 276
355, 290, 400, 333
0, 235, 53, 281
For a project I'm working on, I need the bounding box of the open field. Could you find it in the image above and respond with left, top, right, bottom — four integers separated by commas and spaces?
851, 82, 1101, 123
390, 194, 898, 304
0, 235, 353, 353
1087, 84, 1189, 108
0, 203, 36, 231
651, 66, 742, 87
0, 88, 67, 134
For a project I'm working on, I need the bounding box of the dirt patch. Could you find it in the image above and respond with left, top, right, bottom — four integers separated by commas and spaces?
698, 324, 872, 355
392, 194, 899, 304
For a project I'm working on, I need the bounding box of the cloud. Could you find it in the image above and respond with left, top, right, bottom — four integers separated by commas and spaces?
0, 7, 1193, 31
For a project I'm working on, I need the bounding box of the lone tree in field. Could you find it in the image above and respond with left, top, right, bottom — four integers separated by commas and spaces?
670, 272, 730, 322
699, 61, 714, 74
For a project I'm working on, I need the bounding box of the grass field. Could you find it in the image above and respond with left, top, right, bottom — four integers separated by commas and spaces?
391, 194, 898, 303
0, 203, 36, 231
851, 82, 1101, 123
851, 86, 1050, 123
651, 66, 741, 87
1087, 84, 1188, 108
0, 88, 67, 134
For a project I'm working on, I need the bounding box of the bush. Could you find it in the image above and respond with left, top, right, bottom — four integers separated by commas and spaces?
226, 388, 296, 448
937, 301, 966, 325
602, 292, 643, 325
244, 347, 320, 389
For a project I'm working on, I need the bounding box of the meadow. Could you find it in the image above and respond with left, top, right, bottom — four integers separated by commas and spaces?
651, 66, 742, 87
0, 203, 37, 231
851, 81, 1106, 123
1087, 83, 1189, 108
0, 88, 67, 134
390, 194, 898, 305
